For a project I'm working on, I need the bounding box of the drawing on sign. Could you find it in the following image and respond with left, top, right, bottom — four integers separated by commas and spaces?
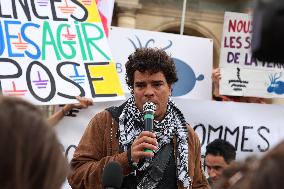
69, 65, 86, 85
37, 0, 49, 7
267, 73, 284, 94
0, 1, 124, 104
228, 67, 248, 92
3, 81, 28, 96
128, 35, 173, 50
33, 71, 49, 89
127, 35, 205, 96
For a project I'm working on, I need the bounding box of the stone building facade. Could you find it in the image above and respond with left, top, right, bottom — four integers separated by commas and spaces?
113, 0, 252, 68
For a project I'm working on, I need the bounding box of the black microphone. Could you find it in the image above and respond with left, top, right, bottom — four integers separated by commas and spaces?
143, 101, 156, 153
102, 161, 123, 189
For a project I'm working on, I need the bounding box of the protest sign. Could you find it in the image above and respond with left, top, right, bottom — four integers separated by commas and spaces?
109, 26, 213, 99
219, 12, 284, 98
0, 0, 124, 105
56, 99, 284, 162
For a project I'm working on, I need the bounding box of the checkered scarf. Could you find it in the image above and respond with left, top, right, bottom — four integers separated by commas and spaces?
118, 96, 192, 188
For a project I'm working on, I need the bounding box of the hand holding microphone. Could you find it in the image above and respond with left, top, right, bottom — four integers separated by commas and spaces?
143, 102, 156, 153
129, 102, 157, 164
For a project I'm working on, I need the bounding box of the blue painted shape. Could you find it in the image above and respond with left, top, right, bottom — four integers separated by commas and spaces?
172, 58, 204, 96
267, 73, 284, 95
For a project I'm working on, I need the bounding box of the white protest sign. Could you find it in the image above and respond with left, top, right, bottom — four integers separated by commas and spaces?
0, 1, 124, 105
219, 12, 284, 98
176, 99, 284, 160
56, 99, 284, 162
109, 27, 213, 100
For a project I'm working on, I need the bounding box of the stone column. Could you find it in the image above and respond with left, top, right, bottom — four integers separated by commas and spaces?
116, 0, 142, 28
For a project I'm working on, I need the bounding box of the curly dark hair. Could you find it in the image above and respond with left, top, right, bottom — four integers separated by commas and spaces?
205, 139, 236, 164
125, 48, 178, 91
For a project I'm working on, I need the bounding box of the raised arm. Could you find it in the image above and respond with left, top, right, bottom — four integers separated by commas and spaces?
47, 96, 93, 127
212, 68, 221, 99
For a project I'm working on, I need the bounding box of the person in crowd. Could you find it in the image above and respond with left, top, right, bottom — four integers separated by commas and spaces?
68, 48, 209, 189
47, 96, 94, 126
0, 96, 68, 189
212, 68, 267, 103
249, 140, 284, 189
205, 139, 236, 187
215, 140, 284, 189
213, 156, 258, 189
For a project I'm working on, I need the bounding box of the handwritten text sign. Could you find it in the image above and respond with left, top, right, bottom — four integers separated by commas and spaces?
220, 12, 253, 68
0, 0, 124, 105
56, 98, 284, 164
219, 12, 284, 98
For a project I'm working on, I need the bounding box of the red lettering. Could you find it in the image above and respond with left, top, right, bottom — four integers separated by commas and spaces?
236, 36, 242, 49
228, 19, 236, 32
228, 19, 252, 33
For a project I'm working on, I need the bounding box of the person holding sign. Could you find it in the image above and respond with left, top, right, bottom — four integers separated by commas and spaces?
68, 48, 209, 189
47, 96, 94, 126
0, 96, 68, 189
212, 68, 267, 103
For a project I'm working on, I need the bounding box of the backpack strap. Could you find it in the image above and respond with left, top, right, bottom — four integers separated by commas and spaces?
137, 142, 173, 189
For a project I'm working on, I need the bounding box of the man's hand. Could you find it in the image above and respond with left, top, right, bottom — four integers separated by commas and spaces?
131, 131, 158, 163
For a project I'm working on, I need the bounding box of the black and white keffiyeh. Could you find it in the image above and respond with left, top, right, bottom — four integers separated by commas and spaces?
118, 96, 192, 188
